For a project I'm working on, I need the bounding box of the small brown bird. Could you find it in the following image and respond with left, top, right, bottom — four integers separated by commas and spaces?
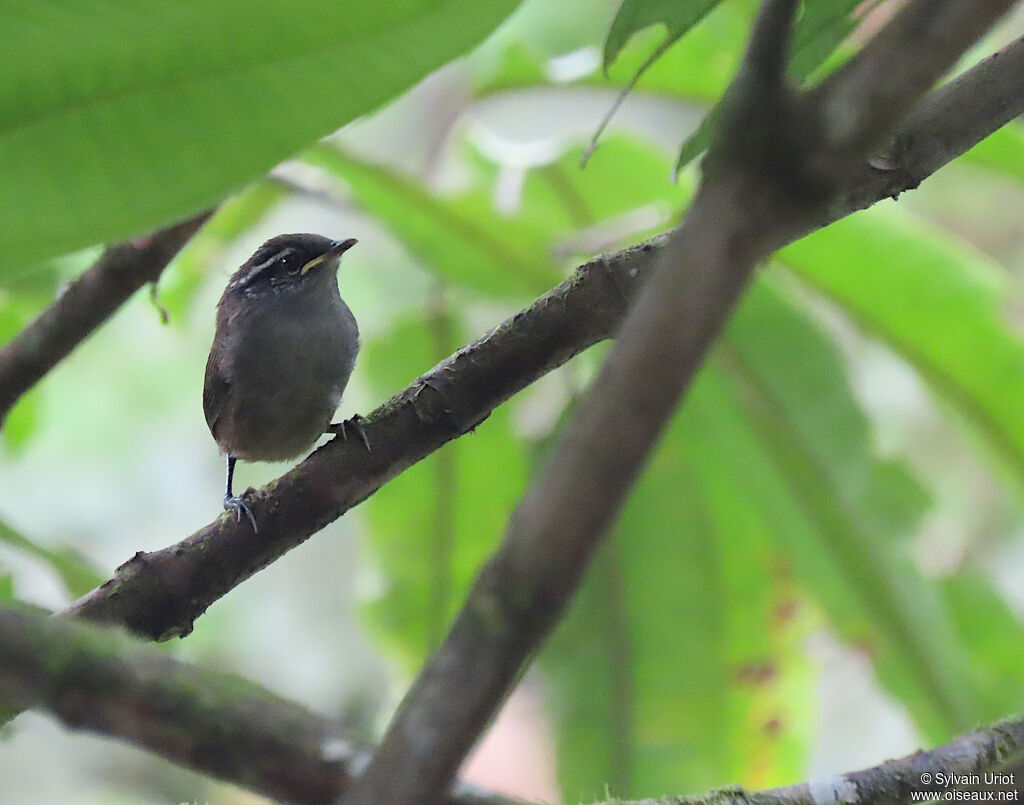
204, 233, 362, 529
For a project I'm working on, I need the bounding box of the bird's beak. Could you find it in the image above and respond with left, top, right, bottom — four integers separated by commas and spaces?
329, 238, 358, 256
300, 238, 358, 275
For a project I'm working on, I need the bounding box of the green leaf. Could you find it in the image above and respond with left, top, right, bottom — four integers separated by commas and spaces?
545, 277, 999, 798
720, 278, 980, 740
961, 123, 1024, 185
591, 0, 741, 166
361, 314, 529, 665
594, 0, 870, 173
777, 207, 1024, 487
0, 517, 104, 599
543, 360, 815, 800
602, 8, 748, 102
0, 388, 40, 452
0, 0, 519, 269
479, 7, 749, 104
603, 0, 726, 73
941, 572, 1024, 722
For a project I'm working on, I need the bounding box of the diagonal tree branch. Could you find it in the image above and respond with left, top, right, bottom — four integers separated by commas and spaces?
59, 237, 666, 639
340, 1, 1019, 803
340, 3, 801, 802
59, 27, 1024, 651
0, 210, 212, 425
7, 600, 1024, 805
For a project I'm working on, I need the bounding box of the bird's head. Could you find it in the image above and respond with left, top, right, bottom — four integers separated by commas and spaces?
227, 233, 358, 296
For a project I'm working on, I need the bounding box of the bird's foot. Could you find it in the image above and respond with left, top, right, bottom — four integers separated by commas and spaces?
329, 414, 372, 452
223, 489, 258, 533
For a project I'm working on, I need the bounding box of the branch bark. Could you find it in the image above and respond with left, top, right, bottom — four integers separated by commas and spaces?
7, 601, 1024, 805
0, 603, 364, 805
0, 211, 212, 425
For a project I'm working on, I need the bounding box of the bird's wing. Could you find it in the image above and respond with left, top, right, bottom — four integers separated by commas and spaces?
203, 346, 232, 439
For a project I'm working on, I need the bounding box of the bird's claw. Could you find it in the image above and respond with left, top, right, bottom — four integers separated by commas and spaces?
329, 414, 371, 453
223, 490, 258, 533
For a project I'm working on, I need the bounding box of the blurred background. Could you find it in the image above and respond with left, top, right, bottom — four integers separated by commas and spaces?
3, 0, 1024, 802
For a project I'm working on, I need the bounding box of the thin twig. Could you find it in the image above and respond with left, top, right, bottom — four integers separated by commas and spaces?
9, 601, 1024, 805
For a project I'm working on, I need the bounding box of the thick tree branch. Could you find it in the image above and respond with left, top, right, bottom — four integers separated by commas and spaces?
0, 603, 363, 805
341, 2, 1018, 804
0, 211, 212, 425
9, 601, 1024, 805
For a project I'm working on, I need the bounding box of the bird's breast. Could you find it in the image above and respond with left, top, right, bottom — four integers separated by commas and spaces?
217, 293, 359, 461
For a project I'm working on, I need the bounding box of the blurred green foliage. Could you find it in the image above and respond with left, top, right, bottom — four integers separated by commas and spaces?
2, 0, 1024, 802
0, 518, 103, 600
779, 209, 1024, 486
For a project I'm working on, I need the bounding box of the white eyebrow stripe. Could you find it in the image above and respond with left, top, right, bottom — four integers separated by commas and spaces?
237, 247, 295, 287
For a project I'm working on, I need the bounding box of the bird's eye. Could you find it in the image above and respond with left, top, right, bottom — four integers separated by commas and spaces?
279, 253, 299, 274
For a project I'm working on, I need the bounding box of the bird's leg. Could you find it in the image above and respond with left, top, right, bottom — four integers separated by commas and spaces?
328, 414, 371, 452
222, 455, 258, 532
